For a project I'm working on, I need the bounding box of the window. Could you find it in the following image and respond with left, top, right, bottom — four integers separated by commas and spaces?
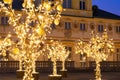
80, 23, 86, 31
116, 26, 120, 33
65, 46, 72, 59
63, 0, 72, 8
1, 16, 8, 25
80, 0, 86, 10
116, 48, 120, 61
117, 49, 119, 52
98, 25, 104, 32
65, 22, 71, 30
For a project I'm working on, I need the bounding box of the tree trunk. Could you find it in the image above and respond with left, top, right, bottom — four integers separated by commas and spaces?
95, 61, 101, 80
53, 61, 57, 75
32, 60, 36, 73
62, 61, 65, 71
19, 60, 22, 71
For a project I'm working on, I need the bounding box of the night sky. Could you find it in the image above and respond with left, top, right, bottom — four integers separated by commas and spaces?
92, 0, 120, 16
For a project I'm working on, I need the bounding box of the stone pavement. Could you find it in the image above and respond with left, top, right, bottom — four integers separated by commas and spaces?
0, 72, 120, 80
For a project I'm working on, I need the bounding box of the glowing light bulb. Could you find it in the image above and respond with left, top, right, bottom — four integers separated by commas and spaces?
54, 19, 59, 25
22, 3, 25, 7
3, 0, 13, 4
37, 28, 45, 35
57, 5, 63, 11
12, 48, 19, 55
38, 14, 44, 19
44, 2, 51, 11
3, 53, 6, 57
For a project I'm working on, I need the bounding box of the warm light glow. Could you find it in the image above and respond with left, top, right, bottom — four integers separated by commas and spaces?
3, 0, 13, 4
37, 27, 45, 36
57, 5, 63, 11
0, 0, 63, 80
75, 30, 115, 80
44, 2, 51, 11
12, 48, 19, 55
54, 19, 60, 25
47, 40, 69, 75
0, 34, 12, 60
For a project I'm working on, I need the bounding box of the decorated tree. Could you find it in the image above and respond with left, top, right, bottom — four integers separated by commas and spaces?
59, 48, 69, 71
47, 40, 62, 76
10, 46, 24, 71
75, 30, 115, 80
0, 0, 63, 80
0, 34, 12, 61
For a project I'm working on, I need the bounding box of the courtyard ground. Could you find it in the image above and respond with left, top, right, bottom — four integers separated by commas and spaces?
0, 72, 120, 80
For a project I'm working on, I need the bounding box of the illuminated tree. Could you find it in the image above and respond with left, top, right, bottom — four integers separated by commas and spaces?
0, 0, 63, 80
59, 48, 69, 71
75, 30, 115, 80
47, 40, 62, 76
0, 34, 12, 61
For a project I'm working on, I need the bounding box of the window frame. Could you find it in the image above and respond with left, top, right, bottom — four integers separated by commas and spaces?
63, 0, 72, 9
1, 16, 9, 25
80, 0, 86, 10
65, 22, 71, 30
98, 24, 104, 32
116, 26, 120, 33
80, 23, 86, 31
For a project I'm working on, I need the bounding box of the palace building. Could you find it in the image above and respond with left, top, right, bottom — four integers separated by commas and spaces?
0, 0, 120, 68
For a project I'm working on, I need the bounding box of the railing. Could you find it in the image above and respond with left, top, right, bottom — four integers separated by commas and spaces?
1, 61, 120, 73
0, 61, 19, 73
89, 61, 120, 72
0, 61, 74, 73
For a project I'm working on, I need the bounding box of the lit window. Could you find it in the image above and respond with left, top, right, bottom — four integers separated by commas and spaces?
1, 16, 8, 25
80, 23, 86, 31
98, 25, 104, 32
116, 26, 120, 33
63, 0, 72, 8
65, 22, 71, 30
80, 0, 86, 10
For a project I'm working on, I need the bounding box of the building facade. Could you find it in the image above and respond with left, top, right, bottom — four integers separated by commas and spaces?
0, 0, 120, 68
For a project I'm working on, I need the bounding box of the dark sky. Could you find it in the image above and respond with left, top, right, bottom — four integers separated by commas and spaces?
92, 0, 120, 16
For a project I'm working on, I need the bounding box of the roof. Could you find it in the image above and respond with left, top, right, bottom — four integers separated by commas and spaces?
11, 1, 120, 20
93, 5, 120, 20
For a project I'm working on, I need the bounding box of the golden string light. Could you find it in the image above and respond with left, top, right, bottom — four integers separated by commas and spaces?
0, 34, 12, 61
59, 47, 69, 71
47, 40, 69, 75
47, 40, 62, 76
0, 0, 63, 80
75, 30, 115, 80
